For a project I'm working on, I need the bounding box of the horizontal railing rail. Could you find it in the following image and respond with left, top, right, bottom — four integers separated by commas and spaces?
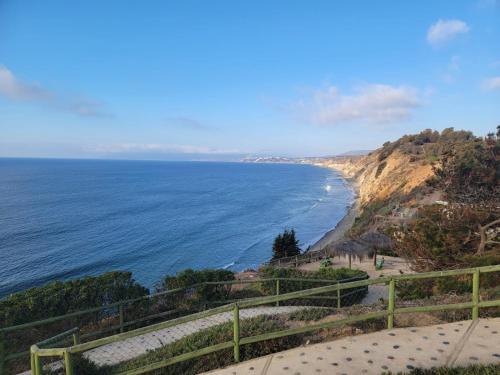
28, 264, 500, 375
265, 247, 330, 267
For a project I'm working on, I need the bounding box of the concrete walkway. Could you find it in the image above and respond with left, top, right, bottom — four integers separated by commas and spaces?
203, 318, 500, 375
84, 306, 308, 367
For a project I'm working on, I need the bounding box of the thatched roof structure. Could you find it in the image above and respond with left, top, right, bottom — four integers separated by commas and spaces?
358, 231, 393, 250
329, 231, 393, 259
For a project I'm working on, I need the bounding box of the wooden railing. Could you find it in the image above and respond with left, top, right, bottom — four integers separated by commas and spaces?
28, 264, 500, 375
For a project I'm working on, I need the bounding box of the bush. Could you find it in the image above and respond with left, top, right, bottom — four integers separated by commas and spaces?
396, 277, 473, 301
391, 204, 500, 272
287, 307, 333, 321
259, 267, 368, 307
160, 269, 235, 307
385, 363, 500, 374
0, 271, 148, 327
320, 257, 333, 268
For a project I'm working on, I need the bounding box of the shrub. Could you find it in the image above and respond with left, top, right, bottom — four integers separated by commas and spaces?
259, 267, 368, 307
375, 161, 387, 178
0, 271, 148, 327
287, 307, 333, 321
160, 269, 235, 307
320, 257, 333, 268
385, 363, 500, 374
396, 277, 473, 301
392, 204, 500, 272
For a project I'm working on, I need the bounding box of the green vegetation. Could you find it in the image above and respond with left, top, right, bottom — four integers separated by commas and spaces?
391, 204, 500, 272
272, 228, 301, 260
385, 363, 500, 375
160, 268, 235, 307
320, 257, 333, 268
0, 271, 148, 327
287, 307, 333, 321
259, 266, 368, 306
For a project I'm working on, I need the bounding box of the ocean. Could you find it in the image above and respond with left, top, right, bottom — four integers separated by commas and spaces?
0, 158, 354, 297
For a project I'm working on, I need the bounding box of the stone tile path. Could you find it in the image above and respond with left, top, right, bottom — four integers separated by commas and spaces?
203, 318, 500, 375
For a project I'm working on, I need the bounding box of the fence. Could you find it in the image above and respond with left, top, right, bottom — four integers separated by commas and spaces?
265, 248, 330, 268
0, 274, 367, 374
27, 264, 500, 375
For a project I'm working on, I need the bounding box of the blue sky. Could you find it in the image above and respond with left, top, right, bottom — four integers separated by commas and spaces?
0, 0, 499, 159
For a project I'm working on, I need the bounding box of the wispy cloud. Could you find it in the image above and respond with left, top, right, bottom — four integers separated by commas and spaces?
89, 143, 239, 155
0, 65, 50, 100
164, 116, 211, 131
482, 76, 500, 90
293, 83, 420, 126
0, 65, 109, 117
427, 19, 470, 46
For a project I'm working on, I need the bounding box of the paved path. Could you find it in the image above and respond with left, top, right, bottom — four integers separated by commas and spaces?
84, 306, 308, 367
203, 318, 500, 375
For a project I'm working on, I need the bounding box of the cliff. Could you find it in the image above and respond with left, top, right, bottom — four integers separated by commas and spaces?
313, 127, 499, 270
314, 146, 442, 238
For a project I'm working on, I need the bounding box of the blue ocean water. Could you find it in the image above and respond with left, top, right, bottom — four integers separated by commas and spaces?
0, 158, 353, 297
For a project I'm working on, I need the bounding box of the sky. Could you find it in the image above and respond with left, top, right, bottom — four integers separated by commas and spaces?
0, 0, 499, 160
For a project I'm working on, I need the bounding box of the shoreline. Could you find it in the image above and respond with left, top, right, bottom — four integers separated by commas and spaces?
308, 168, 361, 252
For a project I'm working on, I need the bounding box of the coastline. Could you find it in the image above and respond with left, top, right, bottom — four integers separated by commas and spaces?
308, 169, 361, 252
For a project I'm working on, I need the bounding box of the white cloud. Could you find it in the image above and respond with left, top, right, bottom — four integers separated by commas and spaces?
0, 65, 50, 100
295, 83, 420, 126
0, 65, 108, 117
89, 143, 240, 155
482, 76, 500, 90
427, 19, 470, 46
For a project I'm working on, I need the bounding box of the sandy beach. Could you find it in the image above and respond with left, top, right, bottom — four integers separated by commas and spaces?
308, 172, 360, 252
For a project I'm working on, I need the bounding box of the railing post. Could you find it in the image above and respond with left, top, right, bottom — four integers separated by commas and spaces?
34, 352, 42, 375
388, 278, 395, 329
30, 351, 36, 375
64, 350, 73, 375
0, 330, 5, 375
233, 303, 240, 363
336, 283, 341, 309
72, 329, 80, 345
472, 268, 480, 320
275, 279, 280, 307
119, 303, 125, 333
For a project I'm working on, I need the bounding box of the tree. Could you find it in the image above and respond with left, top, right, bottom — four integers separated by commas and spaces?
272, 229, 301, 260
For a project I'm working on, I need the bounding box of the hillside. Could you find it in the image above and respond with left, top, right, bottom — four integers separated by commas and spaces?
315, 127, 500, 270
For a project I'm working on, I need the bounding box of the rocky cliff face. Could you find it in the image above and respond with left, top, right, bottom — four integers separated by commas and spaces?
318, 150, 437, 207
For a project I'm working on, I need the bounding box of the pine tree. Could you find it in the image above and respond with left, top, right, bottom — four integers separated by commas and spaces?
272, 228, 301, 260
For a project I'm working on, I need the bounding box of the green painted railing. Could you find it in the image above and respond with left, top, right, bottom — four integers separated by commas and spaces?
0, 274, 365, 374
28, 264, 500, 375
